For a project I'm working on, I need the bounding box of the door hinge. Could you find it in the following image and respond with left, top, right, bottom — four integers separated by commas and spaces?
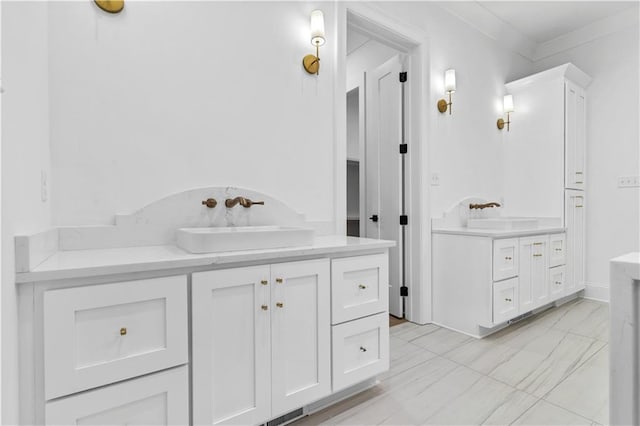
399, 72, 407, 83
400, 215, 408, 225
399, 144, 407, 154
400, 286, 409, 297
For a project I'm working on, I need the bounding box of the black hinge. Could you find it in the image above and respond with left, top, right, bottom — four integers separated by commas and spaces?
399, 72, 407, 82
400, 215, 408, 225
400, 286, 409, 297
399, 144, 408, 154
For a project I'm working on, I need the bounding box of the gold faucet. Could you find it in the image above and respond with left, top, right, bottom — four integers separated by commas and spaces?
225, 196, 265, 208
469, 202, 501, 210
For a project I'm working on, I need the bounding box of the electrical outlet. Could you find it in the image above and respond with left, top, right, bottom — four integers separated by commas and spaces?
618, 176, 640, 188
431, 173, 441, 186
41, 171, 48, 202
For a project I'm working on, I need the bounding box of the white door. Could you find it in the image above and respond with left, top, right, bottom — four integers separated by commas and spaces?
365, 55, 404, 317
565, 191, 586, 295
45, 366, 189, 425
271, 259, 331, 417
191, 266, 271, 426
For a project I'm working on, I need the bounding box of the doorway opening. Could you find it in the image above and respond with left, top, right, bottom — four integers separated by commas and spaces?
345, 15, 411, 320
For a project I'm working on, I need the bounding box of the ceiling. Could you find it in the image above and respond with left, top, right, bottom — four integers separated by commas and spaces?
477, 1, 637, 44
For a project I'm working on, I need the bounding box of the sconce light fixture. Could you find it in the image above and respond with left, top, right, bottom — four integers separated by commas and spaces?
497, 94, 515, 131
94, 0, 124, 13
302, 10, 325, 75
437, 69, 456, 114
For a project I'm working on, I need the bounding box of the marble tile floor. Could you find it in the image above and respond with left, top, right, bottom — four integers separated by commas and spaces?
293, 298, 609, 426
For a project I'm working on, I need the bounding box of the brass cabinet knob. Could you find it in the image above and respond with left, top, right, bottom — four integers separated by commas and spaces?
120, 327, 127, 336
358, 284, 367, 289
359, 346, 367, 352
505, 298, 512, 302
275, 278, 283, 284
555, 281, 562, 285
261, 280, 268, 286
201, 198, 217, 208
276, 302, 284, 308
261, 305, 268, 311
505, 256, 512, 260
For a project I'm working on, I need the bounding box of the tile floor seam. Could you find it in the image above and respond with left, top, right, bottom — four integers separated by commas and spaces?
537, 398, 601, 425
507, 395, 544, 425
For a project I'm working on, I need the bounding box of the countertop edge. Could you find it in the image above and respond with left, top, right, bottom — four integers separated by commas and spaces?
431, 226, 567, 238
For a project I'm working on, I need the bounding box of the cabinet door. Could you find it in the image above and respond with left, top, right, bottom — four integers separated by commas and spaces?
271, 259, 331, 417
519, 237, 549, 312
565, 192, 586, 295
565, 81, 586, 190
45, 366, 188, 425
493, 238, 519, 281
192, 266, 271, 426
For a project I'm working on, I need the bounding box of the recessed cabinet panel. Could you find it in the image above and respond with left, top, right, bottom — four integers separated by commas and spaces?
332, 312, 389, 392
565, 192, 586, 295
549, 233, 566, 267
493, 278, 519, 324
192, 266, 271, 426
550, 265, 566, 298
45, 366, 188, 426
493, 239, 519, 281
331, 254, 389, 324
44, 276, 188, 400
565, 82, 586, 191
519, 236, 549, 312
271, 259, 331, 417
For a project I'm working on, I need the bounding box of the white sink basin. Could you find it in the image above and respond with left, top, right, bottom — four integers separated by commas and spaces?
467, 217, 539, 230
176, 226, 315, 254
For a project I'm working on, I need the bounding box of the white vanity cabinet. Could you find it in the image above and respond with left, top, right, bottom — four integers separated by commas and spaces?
433, 230, 572, 338
192, 259, 331, 425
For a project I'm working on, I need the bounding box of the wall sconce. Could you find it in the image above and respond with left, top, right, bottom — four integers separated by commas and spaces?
94, 0, 124, 13
437, 69, 456, 114
302, 10, 325, 75
497, 95, 515, 131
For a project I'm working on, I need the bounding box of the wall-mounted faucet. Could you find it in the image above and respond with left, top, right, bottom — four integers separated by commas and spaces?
225, 197, 265, 208
469, 202, 501, 210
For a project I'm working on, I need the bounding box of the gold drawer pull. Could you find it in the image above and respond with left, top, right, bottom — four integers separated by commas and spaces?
261, 305, 268, 311
120, 327, 127, 336
261, 280, 268, 286
555, 248, 562, 251
359, 346, 367, 352
275, 278, 283, 284
276, 302, 284, 308
576, 205, 584, 208
358, 284, 367, 289
533, 254, 543, 257
576, 172, 583, 175
575, 181, 584, 184
533, 242, 543, 246
505, 298, 512, 302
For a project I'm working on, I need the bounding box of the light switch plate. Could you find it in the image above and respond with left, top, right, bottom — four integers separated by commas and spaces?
431, 173, 440, 186
618, 176, 640, 188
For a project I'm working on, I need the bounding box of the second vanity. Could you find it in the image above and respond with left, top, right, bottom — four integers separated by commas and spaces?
431, 199, 583, 338
15, 188, 394, 426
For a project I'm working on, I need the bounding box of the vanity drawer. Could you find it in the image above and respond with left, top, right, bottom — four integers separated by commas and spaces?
549, 265, 566, 298
549, 233, 566, 267
331, 312, 389, 392
493, 277, 519, 324
45, 365, 189, 425
331, 254, 388, 324
44, 275, 188, 400
493, 239, 519, 281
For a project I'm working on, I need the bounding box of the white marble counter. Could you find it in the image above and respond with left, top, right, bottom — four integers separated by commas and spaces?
431, 225, 566, 238
609, 252, 640, 426
15, 236, 395, 284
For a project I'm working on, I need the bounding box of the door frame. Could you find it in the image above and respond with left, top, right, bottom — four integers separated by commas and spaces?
334, 3, 432, 324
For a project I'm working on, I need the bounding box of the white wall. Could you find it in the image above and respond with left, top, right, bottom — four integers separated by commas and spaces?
533, 24, 640, 298
48, 1, 336, 227
346, 36, 398, 91
1, 2, 51, 424
369, 2, 533, 217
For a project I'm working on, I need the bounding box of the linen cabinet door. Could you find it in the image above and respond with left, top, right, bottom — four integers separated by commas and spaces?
45, 366, 188, 425
271, 259, 331, 417
565, 192, 586, 295
531, 237, 549, 308
565, 81, 586, 190
192, 266, 271, 426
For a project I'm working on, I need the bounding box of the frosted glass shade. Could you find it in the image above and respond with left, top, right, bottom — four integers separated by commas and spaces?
310, 10, 325, 46
444, 69, 456, 93
503, 94, 515, 113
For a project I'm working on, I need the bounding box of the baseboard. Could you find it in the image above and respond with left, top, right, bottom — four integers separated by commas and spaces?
583, 282, 610, 302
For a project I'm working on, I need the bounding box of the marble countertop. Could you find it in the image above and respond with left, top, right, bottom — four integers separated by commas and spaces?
610, 252, 640, 280
16, 235, 395, 284
432, 226, 566, 238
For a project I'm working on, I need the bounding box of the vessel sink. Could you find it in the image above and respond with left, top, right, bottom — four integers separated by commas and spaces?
467, 217, 539, 230
176, 226, 315, 253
